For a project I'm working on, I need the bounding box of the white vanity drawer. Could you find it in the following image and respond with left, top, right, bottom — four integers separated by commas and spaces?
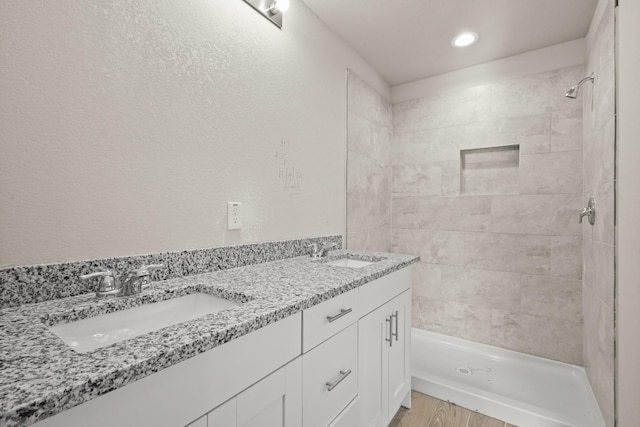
302, 287, 359, 352
359, 268, 411, 317
303, 323, 358, 427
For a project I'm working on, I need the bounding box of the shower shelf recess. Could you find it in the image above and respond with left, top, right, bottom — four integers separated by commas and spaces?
460, 145, 520, 195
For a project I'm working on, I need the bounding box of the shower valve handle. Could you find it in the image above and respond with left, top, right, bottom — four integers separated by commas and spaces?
579, 198, 596, 225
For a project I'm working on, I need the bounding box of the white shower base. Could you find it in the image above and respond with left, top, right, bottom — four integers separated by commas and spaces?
411, 328, 605, 427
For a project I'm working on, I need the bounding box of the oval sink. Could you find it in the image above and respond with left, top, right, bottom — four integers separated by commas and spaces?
49, 293, 240, 353
324, 258, 374, 268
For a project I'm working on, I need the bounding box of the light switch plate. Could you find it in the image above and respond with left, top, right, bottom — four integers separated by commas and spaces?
227, 202, 242, 230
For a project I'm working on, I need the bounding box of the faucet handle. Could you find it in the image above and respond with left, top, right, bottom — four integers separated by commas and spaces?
134, 264, 164, 276
135, 264, 163, 289
321, 242, 337, 256
80, 271, 118, 297
309, 243, 321, 258
80, 271, 114, 280
579, 197, 596, 225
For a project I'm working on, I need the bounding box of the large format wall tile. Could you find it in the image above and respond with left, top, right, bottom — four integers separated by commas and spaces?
346, 230, 390, 254
491, 309, 583, 365
347, 191, 390, 232
389, 65, 585, 365
550, 236, 583, 279
346, 71, 392, 252
584, 115, 615, 193
347, 70, 392, 126
392, 196, 492, 232
582, 1, 615, 424
393, 85, 490, 133
441, 266, 521, 311
490, 74, 554, 119
594, 181, 615, 246
392, 229, 464, 266
412, 262, 442, 299
551, 104, 583, 152
519, 151, 583, 195
583, 286, 614, 426
392, 164, 443, 196
413, 295, 492, 344
463, 232, 551, 275
490, 114, 551, 155
519, 274, 582, 321
489, 194, 582, 236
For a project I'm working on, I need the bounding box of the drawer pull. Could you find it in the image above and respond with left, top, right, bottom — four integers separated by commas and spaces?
326, 308, 353, 323
326, 369, 352, 391
392, 310, 399, 341
386, 317, 393, 347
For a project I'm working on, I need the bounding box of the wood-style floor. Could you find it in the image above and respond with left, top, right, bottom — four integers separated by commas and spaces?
389, 391, 517, 427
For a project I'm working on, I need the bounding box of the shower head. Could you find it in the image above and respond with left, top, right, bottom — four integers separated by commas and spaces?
565, 73, 595, 99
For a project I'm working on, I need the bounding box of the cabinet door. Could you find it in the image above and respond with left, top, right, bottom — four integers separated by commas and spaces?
207, 398, 236, 427
237, 357, 302, 427
387, 290, 411, 417
186, 415, 208, 427
358, 304, 389, 427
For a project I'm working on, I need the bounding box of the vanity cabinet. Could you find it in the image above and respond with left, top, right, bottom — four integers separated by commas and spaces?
189, 357, 302, 427
30, 266, 412, 427
358, 273, 411, 427
33, 313, 302, 427
302, 267, 412, 427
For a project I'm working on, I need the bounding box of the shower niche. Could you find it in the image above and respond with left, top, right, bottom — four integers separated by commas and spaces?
460, 145, 519, 195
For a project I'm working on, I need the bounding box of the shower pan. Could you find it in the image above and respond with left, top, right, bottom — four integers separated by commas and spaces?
411, 329, 605, 427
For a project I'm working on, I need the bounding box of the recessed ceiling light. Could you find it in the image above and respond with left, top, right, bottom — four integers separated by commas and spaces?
452, 32, 478, 48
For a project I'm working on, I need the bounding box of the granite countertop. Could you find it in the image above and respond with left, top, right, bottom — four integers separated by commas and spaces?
0, 250, 418, 427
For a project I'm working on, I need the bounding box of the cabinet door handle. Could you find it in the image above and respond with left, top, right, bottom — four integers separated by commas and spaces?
392, 310, 399, 342
326, 308, 352, 323
386, 317, 393, 347
326, 369, 352, 391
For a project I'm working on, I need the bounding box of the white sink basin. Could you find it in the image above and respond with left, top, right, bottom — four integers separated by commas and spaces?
49, 293, 240, 353
324, 258, 374, 268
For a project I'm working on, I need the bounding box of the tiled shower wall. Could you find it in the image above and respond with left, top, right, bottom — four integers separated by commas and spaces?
390, 66, 585, 364
582, 1, 616, 425
346, 70, 393, 252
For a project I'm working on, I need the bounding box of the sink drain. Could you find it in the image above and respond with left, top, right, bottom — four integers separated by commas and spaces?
457, 367, 472, 375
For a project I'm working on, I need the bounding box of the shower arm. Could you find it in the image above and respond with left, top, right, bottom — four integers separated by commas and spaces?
575, 74, 595, 88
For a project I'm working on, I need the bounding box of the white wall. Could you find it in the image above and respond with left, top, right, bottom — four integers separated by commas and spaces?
0, 0, 389, 267
615, 0, 640, 424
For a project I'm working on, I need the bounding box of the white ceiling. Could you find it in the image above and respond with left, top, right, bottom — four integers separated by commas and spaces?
301, 0, 598, 86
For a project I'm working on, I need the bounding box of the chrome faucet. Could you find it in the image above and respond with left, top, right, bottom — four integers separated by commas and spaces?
80, 264, 163, 298
309, 242, 337, 259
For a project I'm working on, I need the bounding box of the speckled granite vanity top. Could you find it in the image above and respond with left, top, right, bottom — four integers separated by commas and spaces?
0, 250, 418, 426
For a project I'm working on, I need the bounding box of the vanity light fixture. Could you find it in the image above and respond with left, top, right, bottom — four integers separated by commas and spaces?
452, 32, 479, 48
269, 0, 289, 15
243, 0, 290, 29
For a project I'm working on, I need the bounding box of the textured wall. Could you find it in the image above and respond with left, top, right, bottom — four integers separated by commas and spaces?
391, 66, 585, 364
346, 70, 393, 252
0, 0, 388, 267
582, 0, 616, 425
616, 0, 640, 424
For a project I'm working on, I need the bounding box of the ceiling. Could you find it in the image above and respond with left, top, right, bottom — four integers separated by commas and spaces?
301, 0, 598, 86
